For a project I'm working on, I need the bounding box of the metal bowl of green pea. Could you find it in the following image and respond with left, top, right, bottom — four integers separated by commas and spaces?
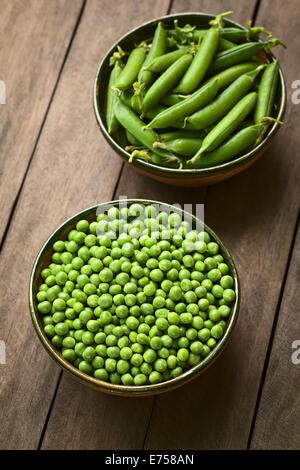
93, 12, 286, 187
29, 199, 240, 396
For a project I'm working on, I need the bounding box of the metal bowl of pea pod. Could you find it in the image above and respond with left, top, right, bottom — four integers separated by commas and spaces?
29, 199, 240, 396
93, 12, 286, 187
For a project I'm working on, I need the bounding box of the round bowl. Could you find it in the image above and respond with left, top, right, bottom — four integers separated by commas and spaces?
29, 199, 240, 396
93, 12, 286, 187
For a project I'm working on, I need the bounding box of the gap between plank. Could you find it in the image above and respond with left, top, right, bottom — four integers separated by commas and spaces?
112, 162, 125, 200
246, 207, 300, 449
37, 371, 63, 450
0, 0, 87, 254
142, 397, 157, 449
251, 0, 262, 26
167, 0, 174, 14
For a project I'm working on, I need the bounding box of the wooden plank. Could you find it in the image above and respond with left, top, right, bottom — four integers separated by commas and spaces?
247, 0, 300, 449
167, 0, 255, 18
42, 373, 154, 450
250, 219, 300, 449
0, 0, 170, 450
0, 0, 83, 243
141, 0, 300, 449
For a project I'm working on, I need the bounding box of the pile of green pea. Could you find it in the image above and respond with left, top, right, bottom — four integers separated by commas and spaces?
36, 203, 236, 386
106, 12, 285, 169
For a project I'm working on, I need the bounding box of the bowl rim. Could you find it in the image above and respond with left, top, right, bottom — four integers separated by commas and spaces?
29, 199, 240, 396
93, 12, 286, 179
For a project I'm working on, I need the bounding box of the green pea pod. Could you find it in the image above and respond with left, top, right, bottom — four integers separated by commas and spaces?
142, 54, 193, 113
138, 22, 167, 87
160, 93, 188, 106
169, 23, 271, 45
126, 130, 141, 146
120, 92, 195, 130
187, 123, 266, 168
221, 26, 271, 42
114, 100, 178, 161
146, 77, 219, 129
189, 65, 265, 130
159, 130, 203, 141
120, 91, 139, 110
113, 47, 146, 90
218, 38, 236, 51
174, 28, 220, 93
144, 105, 168, 120
129, 149, 181, 168
170, 120, 196, 131
120, 91, 166, 119
116, 126, 129, 149
209, 39, 285, 75
120, 91, 195, 130
154, 137, 203, 157
254, 60, 279, 124
209, 42, 265, 74
194, 92, 257, 157
206, 61, 258, 90
150, 152, 181, 167
193, 25, 271, 43
106, 62, 122, 134
145, 46, 190, 73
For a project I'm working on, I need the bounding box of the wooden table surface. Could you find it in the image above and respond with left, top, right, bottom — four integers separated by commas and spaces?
0, 0, 299, 450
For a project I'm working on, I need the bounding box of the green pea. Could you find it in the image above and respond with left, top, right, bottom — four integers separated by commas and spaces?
221, 275, 234, 289
38, 301, 51, 314
154, 358, 167, 373
82, 331, 94, 345
133, 373, 146, 386
211, 324, 224, 339
219, 305, 231, 318
131, 353, 143, 367
169, 286, 182, 301
223, 288, 236, 303
198, 328, 211, 342
105, 358, 116, 372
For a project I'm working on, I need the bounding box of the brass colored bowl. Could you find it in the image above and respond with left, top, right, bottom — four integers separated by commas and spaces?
29, 200, 240, 396
93, 12, 286, 187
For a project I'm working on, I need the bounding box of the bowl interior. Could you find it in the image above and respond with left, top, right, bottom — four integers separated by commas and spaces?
30, 200, 240, 396
94, 13, 286, 179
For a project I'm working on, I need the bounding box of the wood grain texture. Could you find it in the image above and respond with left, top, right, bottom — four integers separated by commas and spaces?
142, 0, 300, 449
250, 220, 300, 449
168, 0, 255, 21
42, 374, 154, 450
34, 0, 170, 450
0, 0, 83, 243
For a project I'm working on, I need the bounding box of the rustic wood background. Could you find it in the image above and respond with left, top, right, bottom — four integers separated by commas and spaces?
0, 0, 299, 450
